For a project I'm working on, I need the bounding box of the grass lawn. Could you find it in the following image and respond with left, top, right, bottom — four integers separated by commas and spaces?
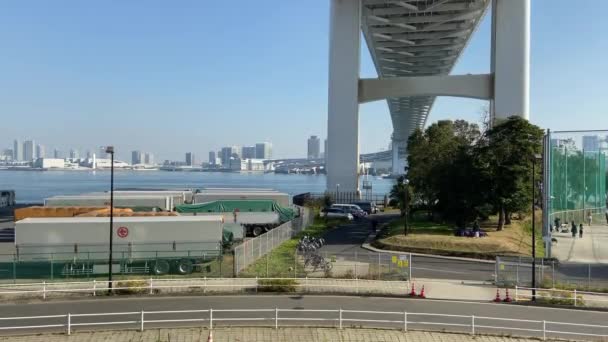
239, 216, 347, 277
373, 213, 544, 259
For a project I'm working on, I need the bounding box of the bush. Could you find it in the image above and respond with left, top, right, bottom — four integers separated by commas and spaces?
257, 279, 297, 292
536, 289, 584, 306
114, 280, 148, 295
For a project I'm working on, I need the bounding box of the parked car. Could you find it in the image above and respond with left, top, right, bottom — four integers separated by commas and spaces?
320, 208, 354, 220
352, 201, 378, 214
331, 204, 367, 218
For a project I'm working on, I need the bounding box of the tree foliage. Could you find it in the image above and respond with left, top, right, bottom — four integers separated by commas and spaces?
395, 116, 544, 231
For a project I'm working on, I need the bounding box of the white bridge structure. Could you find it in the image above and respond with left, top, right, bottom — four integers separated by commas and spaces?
326, 0, 530, 194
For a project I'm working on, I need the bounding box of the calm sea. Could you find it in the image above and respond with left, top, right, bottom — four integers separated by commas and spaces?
0, 170, 394, 203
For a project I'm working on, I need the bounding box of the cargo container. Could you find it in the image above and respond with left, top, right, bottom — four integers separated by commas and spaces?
193, 191, 290, 207
115, 188, 195, 203
44, 195, 175, 211
15, 206, 108, 221
190, 211, 280, 237
15, 216, 223, 275
86, 190, 193, 205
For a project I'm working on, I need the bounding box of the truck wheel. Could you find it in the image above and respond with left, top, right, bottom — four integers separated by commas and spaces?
252, 226, 264, 236
152, 260, 170, 275
176, 259, 194, 275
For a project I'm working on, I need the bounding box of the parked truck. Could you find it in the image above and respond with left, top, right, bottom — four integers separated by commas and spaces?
175, 200, 296, 237
44, 195, 175, 211
14, 216, 223, 276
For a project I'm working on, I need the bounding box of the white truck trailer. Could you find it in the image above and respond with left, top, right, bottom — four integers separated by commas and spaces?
44, 195, 175, 211
193, 191, 290, 207
185, 211, 281, 236
15, 216, 223, 275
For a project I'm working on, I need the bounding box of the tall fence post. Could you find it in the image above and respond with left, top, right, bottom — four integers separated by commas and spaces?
140, 310, 145, 332
209, 308, 213, 330
588, 263, 591, 289
149, 278, 154, 295
471, 315, 475, 335
409, 253, 413, 280
515, 286, 518, 302
93, 279, 96, 296
275, 308, 278, 329
339, 308, 343, 329
67, 313, 71, 335
552, 261, 555, 288
403, 311, 408, 332
574, 289, 577, 306
42, 281, 46, 300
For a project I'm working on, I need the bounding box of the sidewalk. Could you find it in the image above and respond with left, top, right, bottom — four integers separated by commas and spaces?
551, 223, 608, 263
0, 327, 555, 342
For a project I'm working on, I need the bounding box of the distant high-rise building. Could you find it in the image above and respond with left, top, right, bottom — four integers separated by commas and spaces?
144, 152, 154, 165
23, 140, 35, 161
255, 142, 272, 159
185, 152, 195, 166
220, 146, 240, 165
324, 139, 328, 160
131, 150, 142, 165
13, 140, 21, 161
242, 146, 256, 159
85, 150, 91, 159
307, 135, 320, 159
209, 151, 216, 165
53, 149, 63, 159
35, 144, 45, 159
583, 135, 600, 151
69, 149, 79, 159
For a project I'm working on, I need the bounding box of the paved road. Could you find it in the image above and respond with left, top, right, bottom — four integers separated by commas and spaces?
319, 213, 496, 282
0, 295, 606, 340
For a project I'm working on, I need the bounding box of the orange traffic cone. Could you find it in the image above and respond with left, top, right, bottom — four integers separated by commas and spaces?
503, 288, 512, 303
418, 285, 426, 299
409, 282, 417, 297
493, 288, 502, 302
207, 330, 213, 342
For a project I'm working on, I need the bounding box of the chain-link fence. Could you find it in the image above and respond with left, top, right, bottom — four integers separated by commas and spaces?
0, 243, 225, 283
233, 207, 314, 274
496, 256, 608, 290
546, 130, 608, 231
239, 250, 412, 281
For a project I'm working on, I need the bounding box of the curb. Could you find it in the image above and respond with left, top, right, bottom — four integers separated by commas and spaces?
361, 233, 496, 264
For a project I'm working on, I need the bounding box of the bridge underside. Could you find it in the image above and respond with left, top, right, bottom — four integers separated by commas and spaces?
326, 0, 530, 194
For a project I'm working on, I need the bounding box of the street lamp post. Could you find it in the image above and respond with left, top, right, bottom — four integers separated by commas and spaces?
531, 153, 542, 301
105, 146, 115, 293
402, 178, 409, 236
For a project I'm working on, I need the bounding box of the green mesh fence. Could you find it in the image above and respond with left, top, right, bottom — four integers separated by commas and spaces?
549, 132, 608, 226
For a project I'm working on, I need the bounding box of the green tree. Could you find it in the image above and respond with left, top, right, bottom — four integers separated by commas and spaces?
477, 116, 543, 230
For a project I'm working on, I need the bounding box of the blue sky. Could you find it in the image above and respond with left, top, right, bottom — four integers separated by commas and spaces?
1, 1, 607, 161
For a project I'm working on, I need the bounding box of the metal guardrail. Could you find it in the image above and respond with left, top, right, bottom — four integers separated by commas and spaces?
514, 286, 608, 307
0, 277, 410, 299
0, 307, 606, 340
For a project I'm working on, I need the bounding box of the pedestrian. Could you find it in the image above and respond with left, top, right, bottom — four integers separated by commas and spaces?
571, 221, 577, 238
579, 223, 584, 238
605, 208, 608, 225
587, 212, 593, 226
370, 219, 378, 233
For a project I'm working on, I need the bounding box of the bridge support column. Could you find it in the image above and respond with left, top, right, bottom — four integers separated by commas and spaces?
327, 0, 361, 195
491, 0, 530, 123
392, 140, 406, 176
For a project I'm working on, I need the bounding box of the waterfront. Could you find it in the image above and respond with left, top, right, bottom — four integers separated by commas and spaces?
0, 170, 394, 203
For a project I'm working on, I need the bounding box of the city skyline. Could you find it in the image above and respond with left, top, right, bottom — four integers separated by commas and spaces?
1, 1, 607, 160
